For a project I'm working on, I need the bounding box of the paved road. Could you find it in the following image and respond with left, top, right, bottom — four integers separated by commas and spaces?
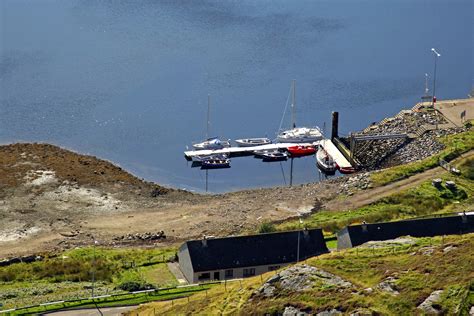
45, 306, 137, 316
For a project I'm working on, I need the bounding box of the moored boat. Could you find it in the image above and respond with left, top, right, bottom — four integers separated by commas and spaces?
253, 149, 288, 162
193, 137, 231, 150
277, 80, 323, 143
337, 165, 356, 174
235, 137, 272, 147
201, 156, 231, 169
277, 127, 322, 143
316, 146, 337, 174
287, 145, 316, 158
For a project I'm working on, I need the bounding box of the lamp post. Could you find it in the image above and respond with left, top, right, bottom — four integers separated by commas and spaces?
431, 48, 441, 107
91, 239, 98, 298
296, 216, 303, 262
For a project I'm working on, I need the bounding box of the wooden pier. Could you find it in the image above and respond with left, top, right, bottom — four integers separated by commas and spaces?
184, 139, 355, 171
319, 139, 353, 170
184, 142, 317, 160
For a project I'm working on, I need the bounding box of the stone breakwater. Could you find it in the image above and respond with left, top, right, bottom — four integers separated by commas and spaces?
343, 110, 466, 170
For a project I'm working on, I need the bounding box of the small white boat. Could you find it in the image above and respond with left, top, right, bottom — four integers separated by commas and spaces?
193, 137, 231, 150
316, 146, 337, 174
277, 127, 323, 143
235, 138, 272, 147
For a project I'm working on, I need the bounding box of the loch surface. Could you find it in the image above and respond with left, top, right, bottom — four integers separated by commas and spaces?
1, 0, 472, 192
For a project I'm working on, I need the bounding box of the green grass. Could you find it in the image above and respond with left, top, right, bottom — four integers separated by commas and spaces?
278, 174, 472, 234
137, 234, 474, 315
0, 247, 178, 309
371, 130, 474, 186
13, 284, 212, 315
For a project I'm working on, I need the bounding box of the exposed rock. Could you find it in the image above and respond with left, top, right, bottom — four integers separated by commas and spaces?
377, 277, 399, 295
469, 306, 474, 316
363, 287, 373, 294
360, 237, 416, 249
256, 265, 352, 298
417, 290, 444, 314
316, 309, 342, 316
350, 310, 373, 316
283, 306, 309, 316
443, 245, 457, 253
113, 231, 166, 242
344, 109, 465, 170
338, 172, 372, 195
419, 246, 436, 256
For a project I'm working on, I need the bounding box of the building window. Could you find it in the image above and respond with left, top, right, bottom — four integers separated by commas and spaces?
225, 269, 234, 278
243, 268, 255, 277
268, 265, 280, 271
198, 272, 210, 281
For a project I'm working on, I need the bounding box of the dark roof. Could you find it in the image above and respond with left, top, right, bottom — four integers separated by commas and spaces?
339, 214, 474, 248
181, 229, 328, 272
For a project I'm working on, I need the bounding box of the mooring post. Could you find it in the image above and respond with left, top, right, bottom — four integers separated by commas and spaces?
331, 111, 339, 141
289, 158, 294, 187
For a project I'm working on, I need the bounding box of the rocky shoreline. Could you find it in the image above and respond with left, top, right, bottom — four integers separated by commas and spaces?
342, 107, 467, 170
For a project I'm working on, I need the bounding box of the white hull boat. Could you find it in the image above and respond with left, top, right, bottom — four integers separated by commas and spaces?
235, 138, 272, 147
193, 137, 231, 150
316, 145, 337, 174
277, 80, 322, 143
277, 127, 322, 143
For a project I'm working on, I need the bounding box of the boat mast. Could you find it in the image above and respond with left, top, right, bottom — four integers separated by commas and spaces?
424, 73, 429, 96
291, 79, 296, 128
206, 94, 210, 138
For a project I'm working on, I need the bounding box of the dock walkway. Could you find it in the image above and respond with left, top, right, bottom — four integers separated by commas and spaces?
184, 142, 317, 160
320, 139, 352, 169
184, 139, 354, 170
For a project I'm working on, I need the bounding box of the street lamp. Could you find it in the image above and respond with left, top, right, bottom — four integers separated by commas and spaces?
91, 239, 98, 298
296, 216, 303, 262
431, 48, 441, 107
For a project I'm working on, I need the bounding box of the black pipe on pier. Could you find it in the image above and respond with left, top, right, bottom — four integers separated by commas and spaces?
331, 111, 339, 140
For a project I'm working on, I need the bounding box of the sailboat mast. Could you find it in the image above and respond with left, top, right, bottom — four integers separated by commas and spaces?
424, 73, 429, 95
291, 79, 296, 128
206, 94, 210, 138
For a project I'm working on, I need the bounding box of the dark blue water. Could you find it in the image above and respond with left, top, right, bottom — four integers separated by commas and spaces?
1, 0, 472, 192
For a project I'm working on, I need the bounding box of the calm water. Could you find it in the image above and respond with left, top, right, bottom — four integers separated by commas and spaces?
0, 0, 472, 192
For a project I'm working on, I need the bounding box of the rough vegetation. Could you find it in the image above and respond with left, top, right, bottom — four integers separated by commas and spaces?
134, 234, 474, 315
0, 247, 177, 308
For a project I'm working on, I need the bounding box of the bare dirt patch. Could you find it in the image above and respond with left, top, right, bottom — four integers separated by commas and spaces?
0, 143, 340, 258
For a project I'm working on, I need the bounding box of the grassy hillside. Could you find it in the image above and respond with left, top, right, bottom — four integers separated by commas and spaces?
371, 130, 474, 186
135, 233, 474, 315
0, 247, 177, 308
278, 160, 473, 235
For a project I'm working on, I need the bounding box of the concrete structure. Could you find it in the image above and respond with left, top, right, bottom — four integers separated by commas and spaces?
337, 214, 474, 249
436, 99, 473, 127
178, 229, 329, 283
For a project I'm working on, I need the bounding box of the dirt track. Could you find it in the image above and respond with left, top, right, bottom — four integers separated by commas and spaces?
324, 149, 474, 211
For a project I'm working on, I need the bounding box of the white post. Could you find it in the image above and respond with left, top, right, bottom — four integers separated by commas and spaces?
431, 48, 441, 108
